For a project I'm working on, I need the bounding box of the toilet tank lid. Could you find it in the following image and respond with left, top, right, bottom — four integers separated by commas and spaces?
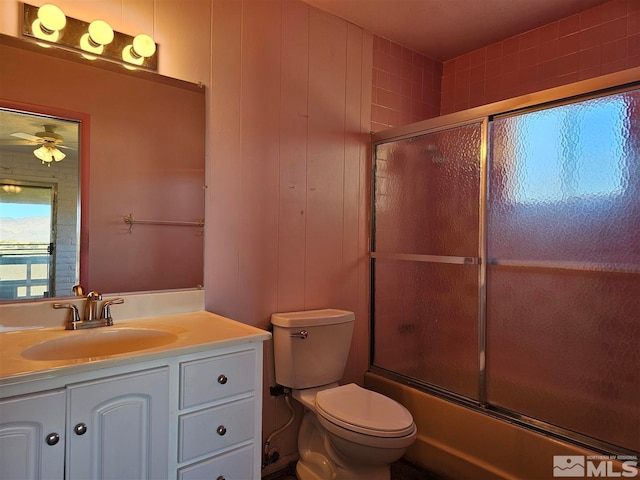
271, 309, 354, 327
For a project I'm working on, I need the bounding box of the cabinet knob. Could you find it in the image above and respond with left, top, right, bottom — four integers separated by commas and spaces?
45, 432, 60, 446
216, 476, 225, 480
74, 423, 87, 435
217, 374, 228, 385
216, 425, 227, 436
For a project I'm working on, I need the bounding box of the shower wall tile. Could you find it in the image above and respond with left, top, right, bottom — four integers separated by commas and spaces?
441, 0, 640, 114
371, 36, 442, 132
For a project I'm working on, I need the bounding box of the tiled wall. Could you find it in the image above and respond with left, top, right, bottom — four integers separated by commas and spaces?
442, 0, 640, 114
371, 35, 442, 132
372, 0, 640, 128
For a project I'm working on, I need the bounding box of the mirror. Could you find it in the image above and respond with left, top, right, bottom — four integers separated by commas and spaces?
0, 110, 80, 300
0, 34, 205, 303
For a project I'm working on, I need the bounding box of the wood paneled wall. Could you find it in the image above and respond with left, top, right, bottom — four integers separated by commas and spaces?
205, 0, 373, 463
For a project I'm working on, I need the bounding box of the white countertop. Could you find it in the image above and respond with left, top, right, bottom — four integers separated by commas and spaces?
0, 311, 271, 386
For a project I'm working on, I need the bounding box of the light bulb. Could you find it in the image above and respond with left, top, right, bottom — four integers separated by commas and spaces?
32, 4, 66, 42
132, 34, 156, 57
80, 20, 114, 59
122, 45, 144, 66
122, 33, 156, 66
89, 20, 114, 46
2, 185, 22, 194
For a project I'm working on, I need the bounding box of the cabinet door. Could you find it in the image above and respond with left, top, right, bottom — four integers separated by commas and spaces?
0, 389, 65, 480
67, 368, 169, 480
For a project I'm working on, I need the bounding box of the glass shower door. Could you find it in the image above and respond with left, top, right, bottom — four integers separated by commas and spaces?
487, 89, 640, 452
372, 122, 483, 400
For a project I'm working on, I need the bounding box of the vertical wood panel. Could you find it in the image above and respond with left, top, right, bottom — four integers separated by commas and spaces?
205, 0, 243, 317
305, 9, 347, 309
238, 0, 282, 327
342, 24, 364, 383
277, 0, 310, 312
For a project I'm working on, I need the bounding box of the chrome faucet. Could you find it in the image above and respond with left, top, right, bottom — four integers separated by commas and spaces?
84, 291, 102, 322
53, 292, 125, 330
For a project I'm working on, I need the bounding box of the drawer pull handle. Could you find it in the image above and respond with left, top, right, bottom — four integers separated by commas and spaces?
216, 425, 227, 436
217, 374, 228, 385
74, 423, 87, 436
45, 432, 60, 446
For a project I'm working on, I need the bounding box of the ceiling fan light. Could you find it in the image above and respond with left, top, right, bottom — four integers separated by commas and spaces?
34, 144, 66, 164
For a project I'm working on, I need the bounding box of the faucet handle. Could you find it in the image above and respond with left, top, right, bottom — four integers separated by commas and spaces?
53, 303, 81, 329
100, 298, 124, 325
72, 284, 84, 296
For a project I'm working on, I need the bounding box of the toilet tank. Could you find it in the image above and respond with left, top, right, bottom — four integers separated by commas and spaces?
271, 309, 355, 389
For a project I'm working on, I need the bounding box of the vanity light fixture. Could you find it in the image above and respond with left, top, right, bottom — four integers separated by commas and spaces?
33, 143, 66, 165
2, 185, 23, 194
22, 3, 158, 72
31, 3, 66, 43
80, 20, 114, 59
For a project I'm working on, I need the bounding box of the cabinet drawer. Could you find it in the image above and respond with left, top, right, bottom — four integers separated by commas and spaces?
180, 350, 255, 409
179, 397, 254, 462
178, 444, 254, 480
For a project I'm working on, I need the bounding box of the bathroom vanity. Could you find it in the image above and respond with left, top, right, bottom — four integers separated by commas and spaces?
0, 292, 270, 480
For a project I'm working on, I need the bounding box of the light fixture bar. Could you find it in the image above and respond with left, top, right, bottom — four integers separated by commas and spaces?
21, 3, 158, 72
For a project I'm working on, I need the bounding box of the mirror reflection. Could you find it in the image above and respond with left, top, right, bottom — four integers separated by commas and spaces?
0, 35, 205, 304
0, 110, 80, 301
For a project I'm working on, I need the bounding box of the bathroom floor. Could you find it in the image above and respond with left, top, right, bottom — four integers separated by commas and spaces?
264, 459, 447, 480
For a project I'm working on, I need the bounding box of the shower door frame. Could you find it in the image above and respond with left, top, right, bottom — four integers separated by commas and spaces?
369, 67, 640, 457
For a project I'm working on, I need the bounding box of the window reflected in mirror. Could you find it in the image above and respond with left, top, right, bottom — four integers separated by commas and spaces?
0, 109, 80, 300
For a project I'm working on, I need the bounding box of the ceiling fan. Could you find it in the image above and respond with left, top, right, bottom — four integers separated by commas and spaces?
2, 124, 76, 165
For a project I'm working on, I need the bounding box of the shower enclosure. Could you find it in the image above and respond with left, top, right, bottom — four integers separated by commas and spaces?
371, 82, 640, 456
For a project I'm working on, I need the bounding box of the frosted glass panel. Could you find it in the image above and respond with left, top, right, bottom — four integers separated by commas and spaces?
374, 259, 479, 399
374, 124, 481, 257
487, 89, 640, 452
489, 92, 640, 266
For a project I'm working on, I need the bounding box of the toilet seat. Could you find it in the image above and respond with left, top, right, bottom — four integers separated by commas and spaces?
315, 383, 416, 438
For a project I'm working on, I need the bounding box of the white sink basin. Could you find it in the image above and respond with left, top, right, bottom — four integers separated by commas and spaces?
22, 328, 179, 361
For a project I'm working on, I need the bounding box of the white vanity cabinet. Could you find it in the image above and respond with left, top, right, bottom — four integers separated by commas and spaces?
0, 389, 66, 480
66, 368, 169, 479
0, 339, 265, 480
0, 369, 168, 480
177, 348, 259, 479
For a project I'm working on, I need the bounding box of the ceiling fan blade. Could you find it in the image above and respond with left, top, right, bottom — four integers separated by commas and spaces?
57, 144, 77, 150
11, 132, 41, 142
0, 139, 36, 145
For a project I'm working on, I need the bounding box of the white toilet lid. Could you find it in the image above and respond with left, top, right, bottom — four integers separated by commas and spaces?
315, 384, 415, 438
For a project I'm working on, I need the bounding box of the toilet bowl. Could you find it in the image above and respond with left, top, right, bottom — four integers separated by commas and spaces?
271, 309, 417, 479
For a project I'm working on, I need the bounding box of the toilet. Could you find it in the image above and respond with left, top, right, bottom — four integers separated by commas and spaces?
271, 309, 417, 480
